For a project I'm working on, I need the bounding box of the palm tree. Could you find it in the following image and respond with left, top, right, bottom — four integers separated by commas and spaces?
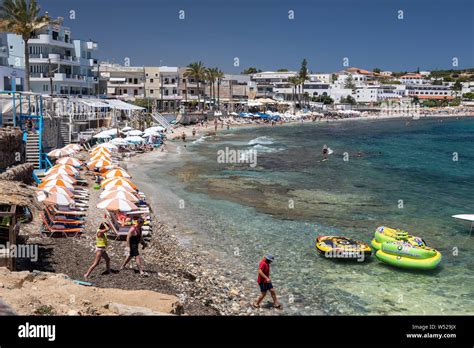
0, 0, 59, 92
299, 59, 309, 107
215, 69, 224, 110
206, 68, 218, 110
184, 61, 206, 111
288, 76, 300, 102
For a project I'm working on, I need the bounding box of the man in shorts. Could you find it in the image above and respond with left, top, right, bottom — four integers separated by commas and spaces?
253, 254, 282, 309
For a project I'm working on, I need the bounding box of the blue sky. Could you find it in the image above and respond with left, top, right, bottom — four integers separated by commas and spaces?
39, 0, 473, 73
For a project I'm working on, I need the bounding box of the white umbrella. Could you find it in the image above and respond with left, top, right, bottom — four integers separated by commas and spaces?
127, 130, 143, 136
124, 136, 145, 144
36, 192, 74, 205
56, 157, 82, 167
111, 137, 129, 146
95, 142, 118, 151
144, 126, 165, 133
48, 148, 73, 158
93, 132, 112, 139
100, 185, 136, 198
97, 198, 138, 212
121, 126, 133, 132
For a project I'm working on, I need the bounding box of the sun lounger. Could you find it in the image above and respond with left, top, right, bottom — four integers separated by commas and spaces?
40, 214, 82, 237
42, 210, 84, 226
51, 206, 87, 216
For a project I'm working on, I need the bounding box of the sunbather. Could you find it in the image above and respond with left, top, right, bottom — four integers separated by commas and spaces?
84, 222, 111, 279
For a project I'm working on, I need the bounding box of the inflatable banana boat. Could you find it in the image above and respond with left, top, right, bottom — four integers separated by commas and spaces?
375, 241, 442, 270
371, 226, 425, 250
372, 226, 441, 270
315, 236, 372, 259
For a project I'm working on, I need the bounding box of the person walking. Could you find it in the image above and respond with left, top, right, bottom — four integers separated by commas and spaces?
253, 254, 282, 309
181, 132, 186, 142
120, 217, 148, 276
84, 222, 111, 279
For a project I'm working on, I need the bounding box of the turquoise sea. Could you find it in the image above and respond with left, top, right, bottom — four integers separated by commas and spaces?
137, 117, 474, 315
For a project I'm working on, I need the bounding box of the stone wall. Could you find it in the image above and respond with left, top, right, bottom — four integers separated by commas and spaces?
0, 127, 23, 170
42, 117, 63, 151
0, 163, 34, 184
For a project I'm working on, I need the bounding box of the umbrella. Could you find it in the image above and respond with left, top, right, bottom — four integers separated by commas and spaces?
37, 192, 74, 205
87, 159, 112, 169
89, 153, 112, 162
100, 190, 139, 202
46, 165, 78, 176
103, 168, 131, 179
100, 185, 136, 197
111, 137, 129, 146
38, 179, 75, 190
64, 144, 82, 152
102, 178, 137, 191
127, 130, 143, 136
42, 173, 76, 184
95, 143, 118, 151
144, 126, 165, 132
48, 148, 73, 158
121, 126, 133, 132
56, 157, 82, 167
101, 176, 136, 188
97, 198, 138, 212
124, 136, 145, 144
91, 147, 111, 155
93, 132, 112, 139
41, 186, 74, 198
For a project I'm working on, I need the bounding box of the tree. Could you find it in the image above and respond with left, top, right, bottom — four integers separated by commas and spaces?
215, 69, 224, 110
462, 92, 474, 100
312, 95, 333, 104
451, 80, 463, 99
340, 95, 356, 105
344, 74, 356, 89
242, 67, 260, 75
373, 68, 381, 74
287, 76, 300, 102
0, 0, 59, 91
299, 59, 309, 106
184, 61, 206, 111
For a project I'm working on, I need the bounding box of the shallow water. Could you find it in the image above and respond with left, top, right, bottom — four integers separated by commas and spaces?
140, 118, 474, 315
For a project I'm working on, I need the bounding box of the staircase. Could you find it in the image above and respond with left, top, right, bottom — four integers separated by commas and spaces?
151, 112, 172, 129
60, 117, 70, 145
25, 132, 41, 169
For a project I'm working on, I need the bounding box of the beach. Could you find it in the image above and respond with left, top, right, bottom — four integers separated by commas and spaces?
124, 115, 474, 315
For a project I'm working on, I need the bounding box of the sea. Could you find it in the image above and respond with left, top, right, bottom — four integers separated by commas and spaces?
133, 117, 474, 315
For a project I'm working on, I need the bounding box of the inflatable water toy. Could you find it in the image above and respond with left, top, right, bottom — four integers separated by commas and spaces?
315, 236, 371, 259
371, 226, 425, 250
375, 241, 442, 270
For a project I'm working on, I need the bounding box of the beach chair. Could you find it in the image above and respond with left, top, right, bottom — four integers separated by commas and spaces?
44, 207, 85, 225
40, 213, 82, 238
51, 206, 87, 217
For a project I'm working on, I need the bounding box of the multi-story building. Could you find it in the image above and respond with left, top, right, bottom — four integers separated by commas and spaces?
398, 73, 427, 85
178, 67, 204, 104
155, 66, 181, 111
0, 33, 25, 91
273, 81, 330, 101
6, 22, 98, 95
251, 71, 297, 98
99, 63, 145, 100
405, 84, 453, 99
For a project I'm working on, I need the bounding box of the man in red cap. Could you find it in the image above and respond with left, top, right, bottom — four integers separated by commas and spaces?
253, 254, 282, 309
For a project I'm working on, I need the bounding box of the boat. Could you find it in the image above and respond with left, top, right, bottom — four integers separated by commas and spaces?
371, 226, 425, 250
452, 214, 474, 236
315, 236, 372, 259
375, 241, 442, 270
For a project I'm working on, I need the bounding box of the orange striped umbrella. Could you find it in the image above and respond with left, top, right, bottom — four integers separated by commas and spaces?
100, 185, 136, 197
87, 159, 112, 169
41, 185, 74, 198
97, 198, 138, 212
45, 165, 78, 176
56, 156, 82, 167
89, 153, 112, 162
102, 178, 137, 191
42, 173, 77, 184
103, 168, 131, 179
37, 192, 74, 205
38, 179, 74, 190
100, 190, 139, 202
91, 147, 111, 156
101, 176, 135, 187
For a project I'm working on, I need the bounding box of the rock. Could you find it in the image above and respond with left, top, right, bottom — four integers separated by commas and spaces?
228, 289, 239, 297
108, 303, 175, 316
67, 309, 80, 316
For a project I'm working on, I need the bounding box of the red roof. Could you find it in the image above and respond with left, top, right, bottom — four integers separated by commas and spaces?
416, 95, 454, 100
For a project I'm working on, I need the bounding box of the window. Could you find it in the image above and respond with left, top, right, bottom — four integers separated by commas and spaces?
128, 78, 132, 83
150, 78, 154, 83
134, 89, 138, 95
134, 78, 138, 84
52, 31, 59, 40
146, 73, 149, 77
155, 73, 158, 77
150, 89, 154, 94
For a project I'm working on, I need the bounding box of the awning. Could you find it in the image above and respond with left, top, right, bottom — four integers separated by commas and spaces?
79, 99, 111, 108
104, 99, 145, 111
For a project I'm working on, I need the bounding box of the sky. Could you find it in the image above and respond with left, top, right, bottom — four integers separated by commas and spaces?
38, 0, 473, 73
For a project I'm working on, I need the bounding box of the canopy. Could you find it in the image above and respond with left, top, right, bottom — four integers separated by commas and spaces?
105, 99, 145, 111
79, 99, 111, 108
452, 214, 474, 222
110, 137, 129, 146
125, 136, 145, 143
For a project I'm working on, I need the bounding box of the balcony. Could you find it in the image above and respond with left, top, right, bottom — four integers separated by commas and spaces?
86, 41, 98, 50
29, 53, 80, 65
30, 73, 98, 84
29, 34, 74, 48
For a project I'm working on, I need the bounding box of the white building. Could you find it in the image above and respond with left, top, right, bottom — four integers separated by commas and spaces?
398, 73, 428, 85
0, 33, 25, 91
251, 71, 297, 98
6, 22, 98, 95
99, 63, 145, 100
